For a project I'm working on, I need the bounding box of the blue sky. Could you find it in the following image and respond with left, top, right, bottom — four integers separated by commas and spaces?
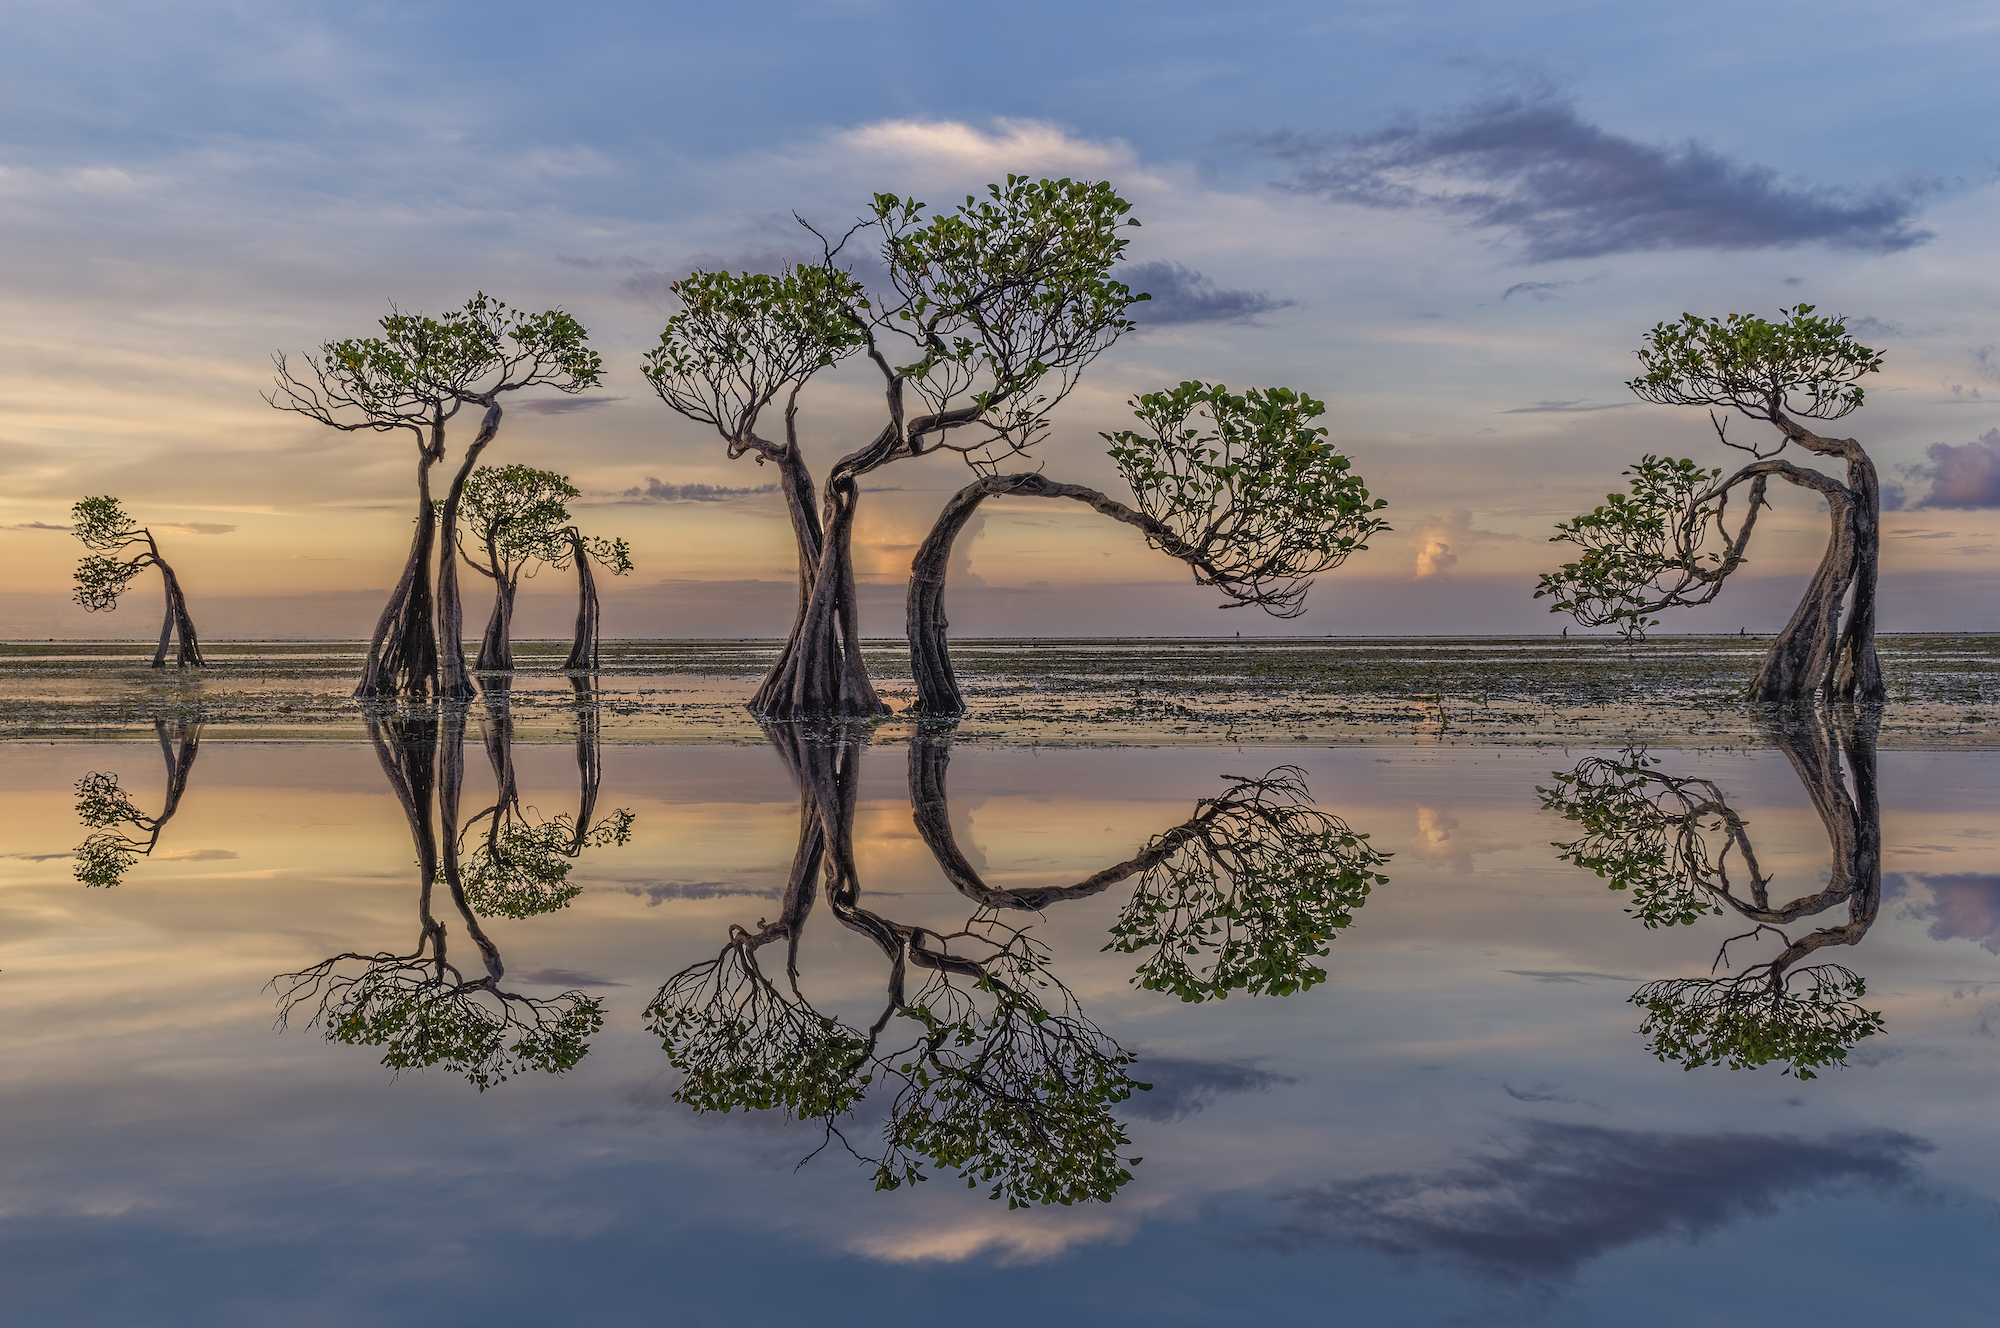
3, 0, 1999, 635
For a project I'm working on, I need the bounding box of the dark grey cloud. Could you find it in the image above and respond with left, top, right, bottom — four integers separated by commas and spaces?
1123, 1056, 1297, 1122
513, 395, 624, 417
1902, 873, 2000, 953
1497, 402, 1633, 415
1267, 1121, 1932, 1283
1122, 260, 1296, 325
1848, 315, 1905, 340
1266, 94, 1934, 262
616, 880, 781, 905
619, 478, 779, 504
1500, 271, 1605, 302
7, 521, 69, 531
511, 967, 626, 988
1910, 429, 2000, 509
1503, 969, 1636, 982
1501, 1083, 1604, 1112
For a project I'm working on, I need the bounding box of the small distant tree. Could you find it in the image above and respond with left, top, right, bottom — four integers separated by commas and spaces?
1537, 305, 1886, 703
456, 465, 579, 673
643, 177, 1143, 720
554, 525, 633, 672
269, 294, 602, 699
906, 382, 1389, 716
70, 496, 203, 668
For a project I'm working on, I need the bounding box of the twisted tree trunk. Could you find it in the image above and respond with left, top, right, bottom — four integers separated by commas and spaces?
750, 465, 888, 721
906, 473, 1217, 717
355, 448, 441, 699
562, 529, 602, 672
475, 576, 517, 674
437, 401, 504, 701
147, 551, 204, 669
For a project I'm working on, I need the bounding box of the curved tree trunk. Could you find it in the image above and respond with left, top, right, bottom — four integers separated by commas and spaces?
1747, 451, 1883, 705
437, 401, 504, 701
907, 473, 1212, 717
355, 453, 440, 699
143, 536, 204, 669
475, 575, 517, 675
562, 530, 601, 672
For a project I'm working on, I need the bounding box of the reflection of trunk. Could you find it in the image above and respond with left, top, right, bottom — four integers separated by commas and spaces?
1749, 453, 1883, 704
1742, 714, 1881, 978
436, 401, 504, 701
356, 451, 441, 699
909, 735, 1204, 908
906, 474, 1218, 717
570, 677, 601, 854
562, 529, 602, 672
146, 537, 204, 669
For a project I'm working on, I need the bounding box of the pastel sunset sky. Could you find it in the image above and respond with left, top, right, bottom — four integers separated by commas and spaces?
4, 0, 1998, 637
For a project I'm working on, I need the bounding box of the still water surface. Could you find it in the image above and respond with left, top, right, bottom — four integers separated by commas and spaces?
2, 714, 1996, 1325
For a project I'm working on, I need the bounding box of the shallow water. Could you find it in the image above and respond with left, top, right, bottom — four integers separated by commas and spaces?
2, 707, 1997, 1325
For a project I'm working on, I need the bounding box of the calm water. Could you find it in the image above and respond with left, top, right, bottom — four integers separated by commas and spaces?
2, 709, 1996, 1325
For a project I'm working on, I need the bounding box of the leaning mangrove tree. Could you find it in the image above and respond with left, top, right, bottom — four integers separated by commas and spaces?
69, 495, 204, 668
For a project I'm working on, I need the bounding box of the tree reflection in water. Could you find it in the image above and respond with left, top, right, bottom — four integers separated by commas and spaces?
72, 716, 203, 887
272, 705, 611, 1090
1541, 712, 1884, 1078
650, 729, 1387, 1206
459, 685, 634, 919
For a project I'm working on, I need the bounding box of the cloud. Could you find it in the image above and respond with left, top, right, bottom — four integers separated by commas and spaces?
1267, 1120, 1933, 1283
512, 395, 625, 417
153, 522, 236, 535
1499, 271, 1605, 302
616, 881, 780, 904
832, 118, 1132, 180
1121, 260, 1295, 325
154, 848, 239, 862
1501, 970, 1635, 984
1498, 400, 1632, 414
1122, 1056, 1297, 1122
1408, 510, 1519, 579
510, 967, 626, 988
1266, 93, 1934, 262
618, 478, 779, 503
7, 521, 70, 531
1501, 1082, 1606, 1112
1911, 430, 2000, 509
1902, 873, 2000, 953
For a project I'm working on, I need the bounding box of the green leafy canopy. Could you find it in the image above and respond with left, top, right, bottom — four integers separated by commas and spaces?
1627, 303, 1883, 421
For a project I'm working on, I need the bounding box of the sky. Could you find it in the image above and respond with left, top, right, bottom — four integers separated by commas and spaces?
4, 0, 2000, 638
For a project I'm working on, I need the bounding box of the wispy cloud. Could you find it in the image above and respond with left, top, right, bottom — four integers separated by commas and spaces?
1122, 260, 1295, 325
1499, 400, 1632, 414
512, 395, 625, 417
6, 521, 70, 531
153, 522, 236, 535
1122, 1056, 1297, 1121
618, 478, 779, 503
1265, 93, 1935, 262
1266, 1120, 1933, 1283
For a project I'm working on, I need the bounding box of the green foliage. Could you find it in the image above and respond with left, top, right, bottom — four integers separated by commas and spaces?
1631, 965, 1884, 1080
461, 809, 634, 919
645, 943, 873, 1118
70, 495, 142, 551
1539, 753, 1738, 928
1105, 382, 1389, 616
304, 292, 603, 425
873, 176, 1143, 449
1107, 767, 1389, 1000
556, 532, 633, 577
1628, 304, 1883, 421
72, 771, 149, 887
873, 965, 1143, 1208
292, 956, 604, 1091
69, 496, 153, 613
1535, 455, 1729, 639
459, 464, 579, 573
641, 265, 868, 438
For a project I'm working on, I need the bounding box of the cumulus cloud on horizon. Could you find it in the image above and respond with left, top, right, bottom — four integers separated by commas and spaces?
1909, 429, 2000, 509
1265, 93, 1935, 262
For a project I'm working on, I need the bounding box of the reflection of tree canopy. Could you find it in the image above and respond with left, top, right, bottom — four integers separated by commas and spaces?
648, 728, 1145, 1207
72, 718, 202, 887
912, 741, 1387, 1003
1542, 714, 1883, 1078
457, 692, 633, 919
651, 731, 1383, 1204
274, 708, 602, 1089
